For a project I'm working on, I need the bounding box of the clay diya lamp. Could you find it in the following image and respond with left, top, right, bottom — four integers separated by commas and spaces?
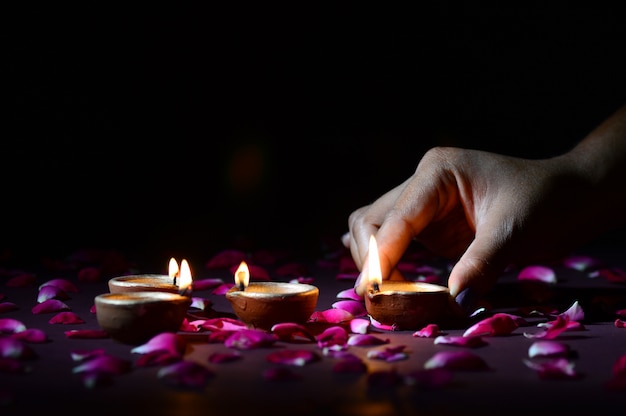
94, 292, 192, 345
363, 235, 454, 330
225, 261, 319, 330
108, 258, 190, 294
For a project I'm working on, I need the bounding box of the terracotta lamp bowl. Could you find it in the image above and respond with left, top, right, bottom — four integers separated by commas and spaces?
225, 282, 319, 330
94, 292, 191, 345
364, 281, 453, 330
108, 274, 178, 294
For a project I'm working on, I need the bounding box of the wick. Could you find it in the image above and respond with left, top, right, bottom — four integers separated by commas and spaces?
173, 276, 177, 286
180, 285, 191, 297
238, 282, 245, 291
372, 282, 380, 293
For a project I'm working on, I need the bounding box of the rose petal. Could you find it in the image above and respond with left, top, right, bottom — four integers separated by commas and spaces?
528, 340, 571, 358
224, 329, 278, 350
5, 273, 36, 288
31, 299, 70, 314
434, 335, 487, 348
289, 276, 315, 284
367, 345, 408, 362
49, 311, 85, 324
524, 315, 570, 339
38, 278, 79, 293
266, 349, 319, 366
369, 317, 398, 331
135, 351, 182, 367
523, 357, 578, 379
463, 313, 519, 337
12, 328, 48, 343
562, 255, 601, 271
37, 285, 70, 303
70, 349, 107, 361
205, 250, 247, 269
191, 278, 225, 291
0, 337, 37, 359
316, 326, 349, 348
413, 324, 442, 338
212, 283, 235, 295
332, 300, 367, 317
275, 262, 308, 277
308, 308, 354, 324
518, 265, 557, 284
424, 350, 490, 371
0, 318, 26, 334
347, 334, 390, 346
336, 288, 362, 301
131, 332, 186, 356
65, 329, 110, 339
611, 353, 626, 378
559, 300, 584, 322
157, 360, 213, 389
72, 354, 132, 375
190, 297, 212, 310
349, 318, 371, 334
199, 317, 247, 332
590, 267, 626, 283
271, 323, 316, 343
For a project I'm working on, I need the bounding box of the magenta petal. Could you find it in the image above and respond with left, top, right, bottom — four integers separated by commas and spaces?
434, 335, 487, 348
0, 318, 26, 334
523, 315, 570, 339
612, 353, 626, 377
0, 302, 18, 313
12, 328, 48, 343
157, 360, 213, 389
316, 326, 349, 348
349, 318, 371, 334
528, 340, 570, 358
263, 367, 302, 381
31, 299, 70, 314
336, 288, 362, 301
200, 317, 247, 332
224, 329, 278, 350
0, 337, 37, 359
271, 323, 316, 342
70, 349, 107, 361
518, 265, 557, 283
559, 300, 584, 322
523, 357, 578, 379
562, 255, 601, 271
347, 334, 390, 346
424, 350, 489, 371
212, 283, 235, 295
205, 249, 247, 269
189, 297, 212, 310
369, 316, 398, 331
332, 300, 367, 317
49, 311, 85, 324
591, 267, 626, 283
413, 324, 442, 338
5, 273, 36, 288
367, 346, 408, 362
308, 308, 354, 324
462, 313, 519, 337
38, 278, 79, 293
79, 371, 113, 389
131, 332, 186, 356
208, 352, 242, 364
72, 354, 132, 375
135, 351, 182, 367
37, 285, 70, 303
65, 329, 110, 339
266, 349, 319, 366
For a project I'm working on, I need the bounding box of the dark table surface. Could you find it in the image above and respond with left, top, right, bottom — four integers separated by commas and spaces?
2, 241, 626, 416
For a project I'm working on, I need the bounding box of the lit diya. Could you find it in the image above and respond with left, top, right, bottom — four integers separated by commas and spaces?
225, 261, 319, 330
364, 235, 454, 330
107, 258, 185, 294
95, 259, 193, 345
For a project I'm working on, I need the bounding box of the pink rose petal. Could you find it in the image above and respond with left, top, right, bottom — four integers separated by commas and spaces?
31, 299, 70, 314
336, 288, 362, 301
271, 323, 316, 343
611, 353, 626, 378
49, 311, 85, 324
135, 351, 182, 367
559, 300, 584, 322
266, 349, 319, 366
212, 283, 235, 295
524, 315, 570, 339
308, 308, 354, 324
5, 273, 36, 288
157, 360, 214, 389
224, 329, 278, 350
12, 328, 48, 343
434, 335, 487, 348
332, 300, 367, 317
462, 313, 519, 337
190, 297, 212, 310
528, 340, 571, 358
369, 317, 398, 331
590, 267, 626, 283
367, 345, 408, 362
0, 337, 37, 359
523, 357, 578, 379
289, 276, 315, 284
191, 278, 225, 291
37, 285, 70, 303
65, 329, 110, 339
38, 278, 79, 293
131, 332, 186, 356
562, 255, 601, 271
70, 349, 107, 361
72, 354, 132, 375
316, 326, 349, 348
424, 350, 490, 371
518, 265, 557, 284
347, 334, 390, 346
0, 318, 26, 334
349, 318, 371, 334
199, 317, 247, 332
413, 324, 442, 338
205, 249, 247, 269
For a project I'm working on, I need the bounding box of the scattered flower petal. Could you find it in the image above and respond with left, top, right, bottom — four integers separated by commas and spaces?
332, 300, 367, 317
5, 273, 36, 288
266, 349, 319, 366
190, 297, 212, 310
590, 267, 626, 283
199, 317, 247, 332
367, 345, 408, 362
434, 335, 487, 348
77, 266, 102, 282
523, 358, 578, 379
65, 329, 110, 339
12, 328, 48, 343
192, 278, 225, 291
49, 311, 85, 324
308, 308, 354, 324
528, 340, 571, 358
559, 300, 584, 322
72, 354, 132, 375
0, 337, 37, 359
369, 316, 397, 331
157, 360, 213, 389
38, 278, 79, 293
0, 302, 18, 313
135, 351, 182, 367
131, 332, 186, 356
316, 326, 349, 348
562, 255, 601, 271
37, 285, 70, 302
349, 318, 370, 334
224, 329, 278, 350
31, 299, 70, 314
0, 318, 26, 334
524, 315, 570, 339
212, 283, 235, 295
348, 334, 390, 346
463, 313, 519, 337
70, 349, 107, 361
518, 265, 557, 284
413, 324, 442, 338
424, 350, 490, 371
336, 288, 362, 301
271, 322, 316, 343
206, 250, 247, 269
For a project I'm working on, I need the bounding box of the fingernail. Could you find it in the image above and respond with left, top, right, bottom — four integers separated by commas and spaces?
455, 288, 478, 314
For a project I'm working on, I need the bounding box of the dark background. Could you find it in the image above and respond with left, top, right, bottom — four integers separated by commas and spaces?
4, 3, 626, 265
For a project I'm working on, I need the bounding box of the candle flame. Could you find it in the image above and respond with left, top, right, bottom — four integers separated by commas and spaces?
178, 259, 193, 296
234, 261, 250, 290
168, 258, 179, 284
368, 235, 382, 290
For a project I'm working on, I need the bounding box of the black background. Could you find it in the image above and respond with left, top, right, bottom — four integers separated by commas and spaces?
4, 3, 626, 264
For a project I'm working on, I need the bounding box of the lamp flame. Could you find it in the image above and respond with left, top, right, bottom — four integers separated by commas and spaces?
178, 259, 193, 296
169, 257, 180, 285
234, 261, 250, 290
368, 235, 382, 291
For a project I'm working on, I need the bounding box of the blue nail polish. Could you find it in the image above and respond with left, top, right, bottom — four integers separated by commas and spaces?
455, 288, 478, 314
